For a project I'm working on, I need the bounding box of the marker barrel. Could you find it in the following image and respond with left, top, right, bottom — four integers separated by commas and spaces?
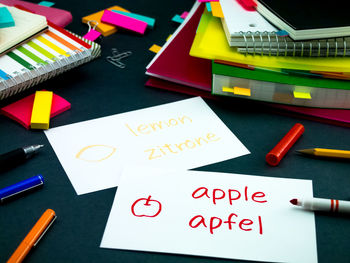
266, 123, 304, 166
301, 198, 350, 213
0, 175, 44, 202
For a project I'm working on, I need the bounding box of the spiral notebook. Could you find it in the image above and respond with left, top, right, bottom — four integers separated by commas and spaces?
0, 22, 101, 100
255, 0, 350, 40
221, 0, 350, 57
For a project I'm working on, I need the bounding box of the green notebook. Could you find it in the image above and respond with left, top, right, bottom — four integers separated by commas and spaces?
212, 61, 350, 109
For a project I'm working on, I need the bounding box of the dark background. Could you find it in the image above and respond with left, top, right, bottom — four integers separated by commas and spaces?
1, 0, 350, 262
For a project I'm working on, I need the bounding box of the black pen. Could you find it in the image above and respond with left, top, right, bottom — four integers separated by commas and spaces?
0, 145, 44, 172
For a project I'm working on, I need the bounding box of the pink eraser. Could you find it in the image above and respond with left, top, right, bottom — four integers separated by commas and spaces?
101, 10, 147, 34
1, 91, 71, 129
83, 29, 101, 41
180, 11, 189, 19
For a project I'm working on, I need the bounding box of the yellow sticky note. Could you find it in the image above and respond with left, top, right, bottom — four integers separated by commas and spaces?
166, 34, 172, 41
30, 91, 53, 129
149, 44, 162, 53
82, 6, 130, 36
234, 87, 251, 96
222, 86, 251, 96
222, 86, 235, 93
293, 91, 312, 99
210, 2, 224, 18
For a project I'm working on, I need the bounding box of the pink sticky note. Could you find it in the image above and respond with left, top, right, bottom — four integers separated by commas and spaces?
1, 91, 71, 129
197, 0, 219, 2
101, 10, 147, 35
83, 29, 101, 41
180, 11, 189, 19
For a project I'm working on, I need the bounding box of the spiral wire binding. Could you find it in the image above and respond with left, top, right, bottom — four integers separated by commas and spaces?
237, 32, 350, 57
0, 31, 101, 100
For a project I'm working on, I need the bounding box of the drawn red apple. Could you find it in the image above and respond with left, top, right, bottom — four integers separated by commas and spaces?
131, 195, 162, 218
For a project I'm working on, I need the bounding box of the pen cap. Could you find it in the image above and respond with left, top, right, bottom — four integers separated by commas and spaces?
266, 123, 304, 166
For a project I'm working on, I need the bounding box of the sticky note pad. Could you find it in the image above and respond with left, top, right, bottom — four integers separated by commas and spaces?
198, 0, 219, 2
101, 10, 147, 35
1, 92, 70, 129
82, 6, 130, 36
149, 44, 162, 53
210, 2, 224, 18
172, 14, 184, 23
0, 7, 15, 28
30, 91, 53, 129
38, 1, 55, 7
293, 91, 312, 99
111, 10, 155, 29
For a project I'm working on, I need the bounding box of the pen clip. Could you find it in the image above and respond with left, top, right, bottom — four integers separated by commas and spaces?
34, 214, 57, 247
0, 180, 44, 203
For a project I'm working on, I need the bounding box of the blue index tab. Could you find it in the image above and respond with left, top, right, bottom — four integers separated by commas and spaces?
276, 30, 289, 36
38, 1, 55, 7
171, 14, 184, 24
111, 10, 155, 29
0, 7, 15, 28
206, 2, 212, 12
0, 69, 10, 80
0, 175, 44, 203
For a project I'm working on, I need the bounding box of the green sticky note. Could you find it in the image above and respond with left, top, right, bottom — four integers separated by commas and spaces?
0, 7, 14, 28
111, 10, 155, 29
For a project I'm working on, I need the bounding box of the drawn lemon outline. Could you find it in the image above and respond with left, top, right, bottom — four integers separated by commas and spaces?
75, 145, 117, 162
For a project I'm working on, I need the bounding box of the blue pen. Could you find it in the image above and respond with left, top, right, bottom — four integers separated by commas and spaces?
0, 175, 44, 203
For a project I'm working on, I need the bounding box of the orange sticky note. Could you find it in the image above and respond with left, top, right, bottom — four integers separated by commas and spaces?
210, 2, 224, 18
149, 44, 162, 53
30, 91, 53, 129
82, 6, 130, 36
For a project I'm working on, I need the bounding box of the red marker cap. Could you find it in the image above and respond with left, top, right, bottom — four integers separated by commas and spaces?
266, 123, 305, 166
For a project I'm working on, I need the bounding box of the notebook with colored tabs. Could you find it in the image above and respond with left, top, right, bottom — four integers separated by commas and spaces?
82, 6, 130, 36
0, 22, 101, 100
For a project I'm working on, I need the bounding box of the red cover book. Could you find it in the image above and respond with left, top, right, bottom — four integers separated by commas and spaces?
146, 2, 211, 91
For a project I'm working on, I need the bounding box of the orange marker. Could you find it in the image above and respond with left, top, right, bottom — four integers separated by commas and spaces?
266, 123, 304, 166
7, 209, 56, 263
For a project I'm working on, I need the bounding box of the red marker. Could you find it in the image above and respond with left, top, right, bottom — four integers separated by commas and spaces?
290, 198, 350, 214
266, 123, 304, 166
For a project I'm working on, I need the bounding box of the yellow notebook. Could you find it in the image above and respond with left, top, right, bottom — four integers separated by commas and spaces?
190, 9, 350, 73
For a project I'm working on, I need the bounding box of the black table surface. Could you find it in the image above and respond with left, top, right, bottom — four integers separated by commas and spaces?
1, 0, 350, 262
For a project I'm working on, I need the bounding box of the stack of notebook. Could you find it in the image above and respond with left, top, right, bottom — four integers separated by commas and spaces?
221, 0, 350, 57
145, 1, 350, 127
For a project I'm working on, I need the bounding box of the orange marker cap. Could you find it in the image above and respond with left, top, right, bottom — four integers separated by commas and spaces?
266, 123, 305, 166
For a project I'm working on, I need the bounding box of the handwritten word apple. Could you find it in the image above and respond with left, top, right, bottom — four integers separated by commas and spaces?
131, 195, 162, 218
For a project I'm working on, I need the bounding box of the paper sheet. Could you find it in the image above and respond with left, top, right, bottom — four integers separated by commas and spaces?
44, 97, 250, 195
101, 166, 317, 263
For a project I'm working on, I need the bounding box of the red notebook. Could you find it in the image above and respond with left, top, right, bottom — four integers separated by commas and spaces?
146, 2, 211, 91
